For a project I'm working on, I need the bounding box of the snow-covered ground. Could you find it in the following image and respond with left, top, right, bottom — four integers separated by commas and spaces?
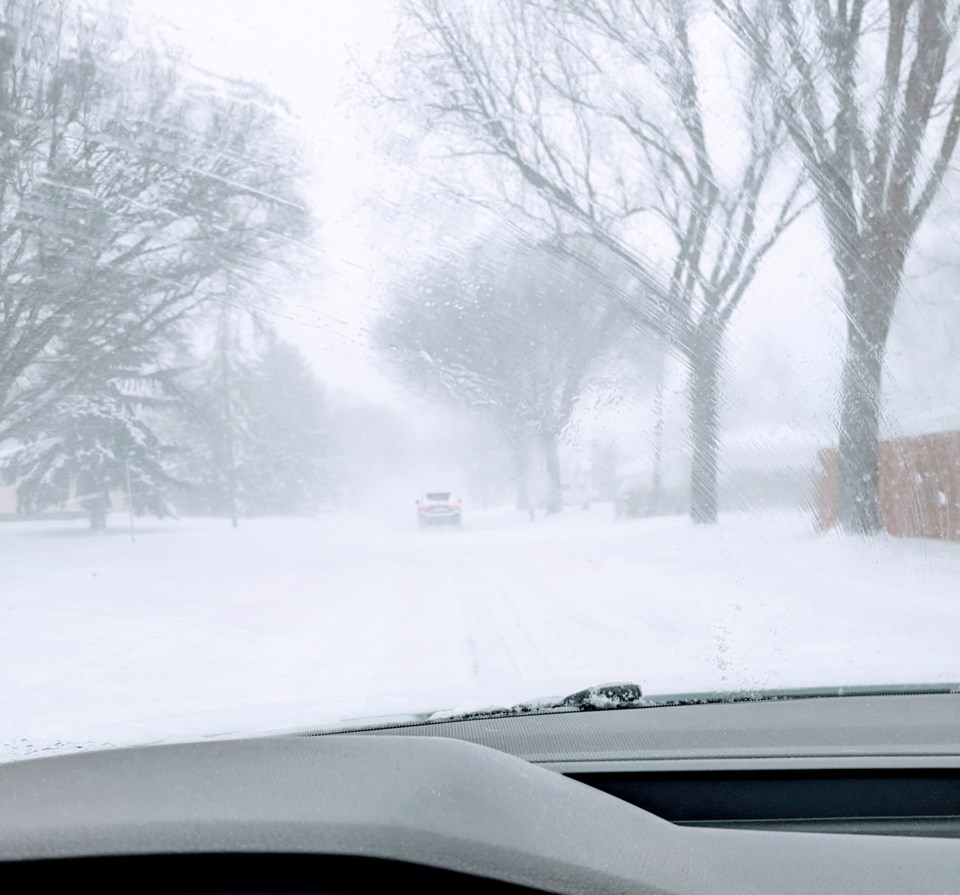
2, 505, 959, 763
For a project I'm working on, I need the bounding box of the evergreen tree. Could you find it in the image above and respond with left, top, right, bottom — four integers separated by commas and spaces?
3, 372, 180, 531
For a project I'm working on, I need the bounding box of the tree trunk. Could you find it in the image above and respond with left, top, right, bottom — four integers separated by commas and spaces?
87, 494, 109, 533
651, 348, 666, 516
688, 315, 724, 525
542, 433, 563, 514
217, 304, 239, 529
835, 235, 902, 535
837, 325, 885, 533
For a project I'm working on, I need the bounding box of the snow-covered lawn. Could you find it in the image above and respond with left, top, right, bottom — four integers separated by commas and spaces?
2, 505, 959, 762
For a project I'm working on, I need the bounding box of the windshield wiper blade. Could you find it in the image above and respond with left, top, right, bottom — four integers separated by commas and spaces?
430, 681, 644, 723
642, 682, 960, 706
424, 681, 960, 724
293, 681, 960, 739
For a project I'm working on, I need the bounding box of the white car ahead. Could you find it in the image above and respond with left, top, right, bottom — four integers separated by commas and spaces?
416, 492, 462, 528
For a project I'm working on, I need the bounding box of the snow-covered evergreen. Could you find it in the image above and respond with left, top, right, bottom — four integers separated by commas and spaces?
3, 376, 179, 530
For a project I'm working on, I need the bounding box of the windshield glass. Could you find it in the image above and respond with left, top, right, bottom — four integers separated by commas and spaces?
2, 0, 960, 762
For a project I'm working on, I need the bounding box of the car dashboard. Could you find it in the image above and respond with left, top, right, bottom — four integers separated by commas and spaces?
1, 693, 958, 894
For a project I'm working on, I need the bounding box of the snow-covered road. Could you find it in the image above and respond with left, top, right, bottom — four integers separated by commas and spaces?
2, 506, 959, 761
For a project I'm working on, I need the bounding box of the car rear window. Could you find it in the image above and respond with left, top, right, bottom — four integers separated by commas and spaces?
426, 493, 451, 501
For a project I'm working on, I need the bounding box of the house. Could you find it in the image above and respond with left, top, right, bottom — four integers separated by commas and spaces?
0, 479, 129, 520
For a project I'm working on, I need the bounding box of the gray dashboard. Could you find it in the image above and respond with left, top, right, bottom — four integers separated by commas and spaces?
0, 694, 959, 894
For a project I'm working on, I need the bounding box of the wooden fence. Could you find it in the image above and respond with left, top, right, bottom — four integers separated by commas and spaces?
816, 431, 960, 541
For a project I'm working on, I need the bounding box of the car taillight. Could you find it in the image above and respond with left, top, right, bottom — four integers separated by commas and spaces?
449, 502, 460, 510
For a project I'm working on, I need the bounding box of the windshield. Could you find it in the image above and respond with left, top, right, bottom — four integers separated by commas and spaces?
2, 0, 960, 762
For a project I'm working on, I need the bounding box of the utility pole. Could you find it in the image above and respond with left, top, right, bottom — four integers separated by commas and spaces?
651, 345, 666, 516
125, 457, 136, 543
218, 299, 239, 529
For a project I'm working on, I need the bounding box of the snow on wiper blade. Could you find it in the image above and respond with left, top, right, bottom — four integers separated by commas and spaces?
561, 681, 644, 709
429, 682, 644, 722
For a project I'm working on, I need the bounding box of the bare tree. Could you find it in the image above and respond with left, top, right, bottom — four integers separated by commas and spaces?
377, 236, 621, 512
390, 0, 807, 522
719, 0, 960, 533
